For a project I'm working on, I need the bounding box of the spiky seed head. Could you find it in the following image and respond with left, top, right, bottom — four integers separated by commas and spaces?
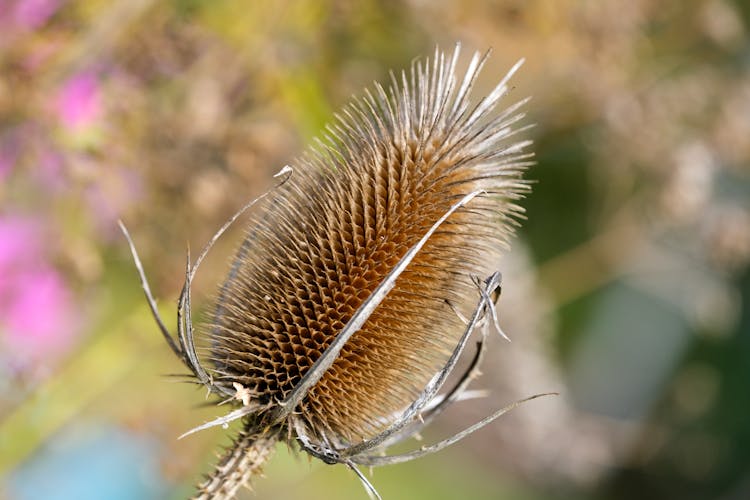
204, 46, 532, 445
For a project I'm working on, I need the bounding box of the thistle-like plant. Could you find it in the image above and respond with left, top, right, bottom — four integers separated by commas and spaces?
121, 45, 551, 500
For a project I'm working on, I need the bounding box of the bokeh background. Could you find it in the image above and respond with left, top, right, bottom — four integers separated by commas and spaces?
1, 1, 749, 499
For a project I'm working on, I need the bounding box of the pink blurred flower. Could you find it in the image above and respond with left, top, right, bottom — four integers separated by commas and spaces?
0, 217, 41, 270
0, 216, 78, 369
12, 0, 61, 30
55, 71, 102, 129
5, 269, 75, 351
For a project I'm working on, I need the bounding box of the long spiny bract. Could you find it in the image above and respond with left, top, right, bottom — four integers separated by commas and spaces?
207, 46, 532, 445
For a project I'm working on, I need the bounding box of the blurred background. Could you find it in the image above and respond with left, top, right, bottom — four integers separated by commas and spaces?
1, 0, 749, 499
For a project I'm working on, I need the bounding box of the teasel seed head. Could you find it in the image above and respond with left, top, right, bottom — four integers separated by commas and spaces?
121, 44, 546, 499
208, 47, 531, 444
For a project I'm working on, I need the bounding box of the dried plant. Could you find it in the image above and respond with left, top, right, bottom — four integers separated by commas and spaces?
121, 45, 550, 499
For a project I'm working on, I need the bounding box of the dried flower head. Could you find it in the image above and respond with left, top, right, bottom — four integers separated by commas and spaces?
122, 45, 549, 499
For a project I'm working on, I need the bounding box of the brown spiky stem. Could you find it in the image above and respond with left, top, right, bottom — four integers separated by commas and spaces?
193, 424, 278, 500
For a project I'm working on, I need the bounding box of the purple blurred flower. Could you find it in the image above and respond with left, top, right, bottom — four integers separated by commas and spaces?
12, 0, 61, 30
55, 71, 102, 129
0, 216, 77, 369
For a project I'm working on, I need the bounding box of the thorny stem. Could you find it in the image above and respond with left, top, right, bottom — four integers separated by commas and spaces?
193, 423, 279, 500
